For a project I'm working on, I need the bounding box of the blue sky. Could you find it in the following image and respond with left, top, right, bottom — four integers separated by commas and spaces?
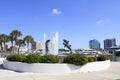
0, 0, 120, 49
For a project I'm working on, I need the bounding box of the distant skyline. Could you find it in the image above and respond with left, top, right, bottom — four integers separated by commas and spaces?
0, 0, 120, 49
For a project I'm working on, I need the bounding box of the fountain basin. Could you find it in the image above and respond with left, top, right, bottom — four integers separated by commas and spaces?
3, 60, 110, 73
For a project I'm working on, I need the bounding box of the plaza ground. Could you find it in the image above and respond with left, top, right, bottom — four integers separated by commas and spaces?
0, 62, 120, 80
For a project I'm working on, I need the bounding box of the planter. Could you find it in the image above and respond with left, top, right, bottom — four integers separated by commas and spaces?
3, 60, 110, 73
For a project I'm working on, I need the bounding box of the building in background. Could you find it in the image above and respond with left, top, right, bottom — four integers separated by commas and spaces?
104, 38, 116, 50
14, 45, 28, 53
89, 39, 100, 50
5, 44, 11, 50
31, 41, 42, 51
83, 49, 102, 54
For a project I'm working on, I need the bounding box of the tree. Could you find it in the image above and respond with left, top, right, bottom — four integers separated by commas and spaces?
24, 35, 34, 52
10, 30, 22, 53
16, 39, 25, 54
0, 34, 10, 51
9, 35, 14, 52
0, 36, 3, 51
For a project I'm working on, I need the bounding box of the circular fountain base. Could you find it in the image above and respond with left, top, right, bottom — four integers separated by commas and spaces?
3, 60, 110, 73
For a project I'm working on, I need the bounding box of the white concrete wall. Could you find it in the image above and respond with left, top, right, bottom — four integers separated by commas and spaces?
72, 60, 110, 72
0, 58, 5, 64
3, 60, 110, 73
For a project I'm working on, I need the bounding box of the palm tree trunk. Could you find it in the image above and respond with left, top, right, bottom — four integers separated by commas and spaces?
18, 47, 19, 54
27, 43, 29, 52
11, 41, 14, 53
0, 43, 2, 51
3, 42, 6, 52
18, 46, 20, 54
14, 40, 16, 53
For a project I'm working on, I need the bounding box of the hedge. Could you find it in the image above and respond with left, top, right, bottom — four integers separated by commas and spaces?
41, 55, 59, 63
6, 54, 59, 63
6, 53, 110, 65
88, 57, 97, 62
63, 54, 88, 66
7, 54, 26, 62
97, 55, 110, 61
25, 53, 41, 63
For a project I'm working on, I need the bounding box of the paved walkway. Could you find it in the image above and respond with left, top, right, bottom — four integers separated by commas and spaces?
0, 62, 120, 80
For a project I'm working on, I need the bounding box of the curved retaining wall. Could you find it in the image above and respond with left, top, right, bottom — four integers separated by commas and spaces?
0, 58, 5, 64
3, 60, 110, 73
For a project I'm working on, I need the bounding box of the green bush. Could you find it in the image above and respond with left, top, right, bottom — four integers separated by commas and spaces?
7, 54, 26, 62
41, 55, 59, 63
63, 54, 88, 66
97, 55, 110, 61
25, 53, 41, 63
6, 54, 59, 63
88, 57, 97, 62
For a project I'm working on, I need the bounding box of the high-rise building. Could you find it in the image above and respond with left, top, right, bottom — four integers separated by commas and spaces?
89, 39, 100, 50
31, 41, 42, 51
5, 44, 11, 50
104, 38, 116, 50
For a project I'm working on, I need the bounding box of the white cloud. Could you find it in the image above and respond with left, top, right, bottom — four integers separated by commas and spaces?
96, 19, 111, 25
52, 9, 62, 15
97, 20, 103, 24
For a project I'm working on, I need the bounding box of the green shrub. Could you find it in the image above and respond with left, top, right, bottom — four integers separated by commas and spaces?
97, 55, 110, 61
7, 54, 26, 62
41, 55, 59, 63
88, 57, 97, 62
25, 53, 41, 63
63, 54, 88, 66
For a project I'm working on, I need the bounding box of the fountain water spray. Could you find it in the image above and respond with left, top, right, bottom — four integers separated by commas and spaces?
43, 32, 59, 55
43, 33, 46, 54
51, 32, 59, 55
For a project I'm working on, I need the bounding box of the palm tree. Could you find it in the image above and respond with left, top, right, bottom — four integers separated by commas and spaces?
0, 36, 3, 51
10, 30, 22, 53
9, 35, 14, 52
24, 35, 34, 52
16, 39, 25, 54
0, 34, 10, 51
